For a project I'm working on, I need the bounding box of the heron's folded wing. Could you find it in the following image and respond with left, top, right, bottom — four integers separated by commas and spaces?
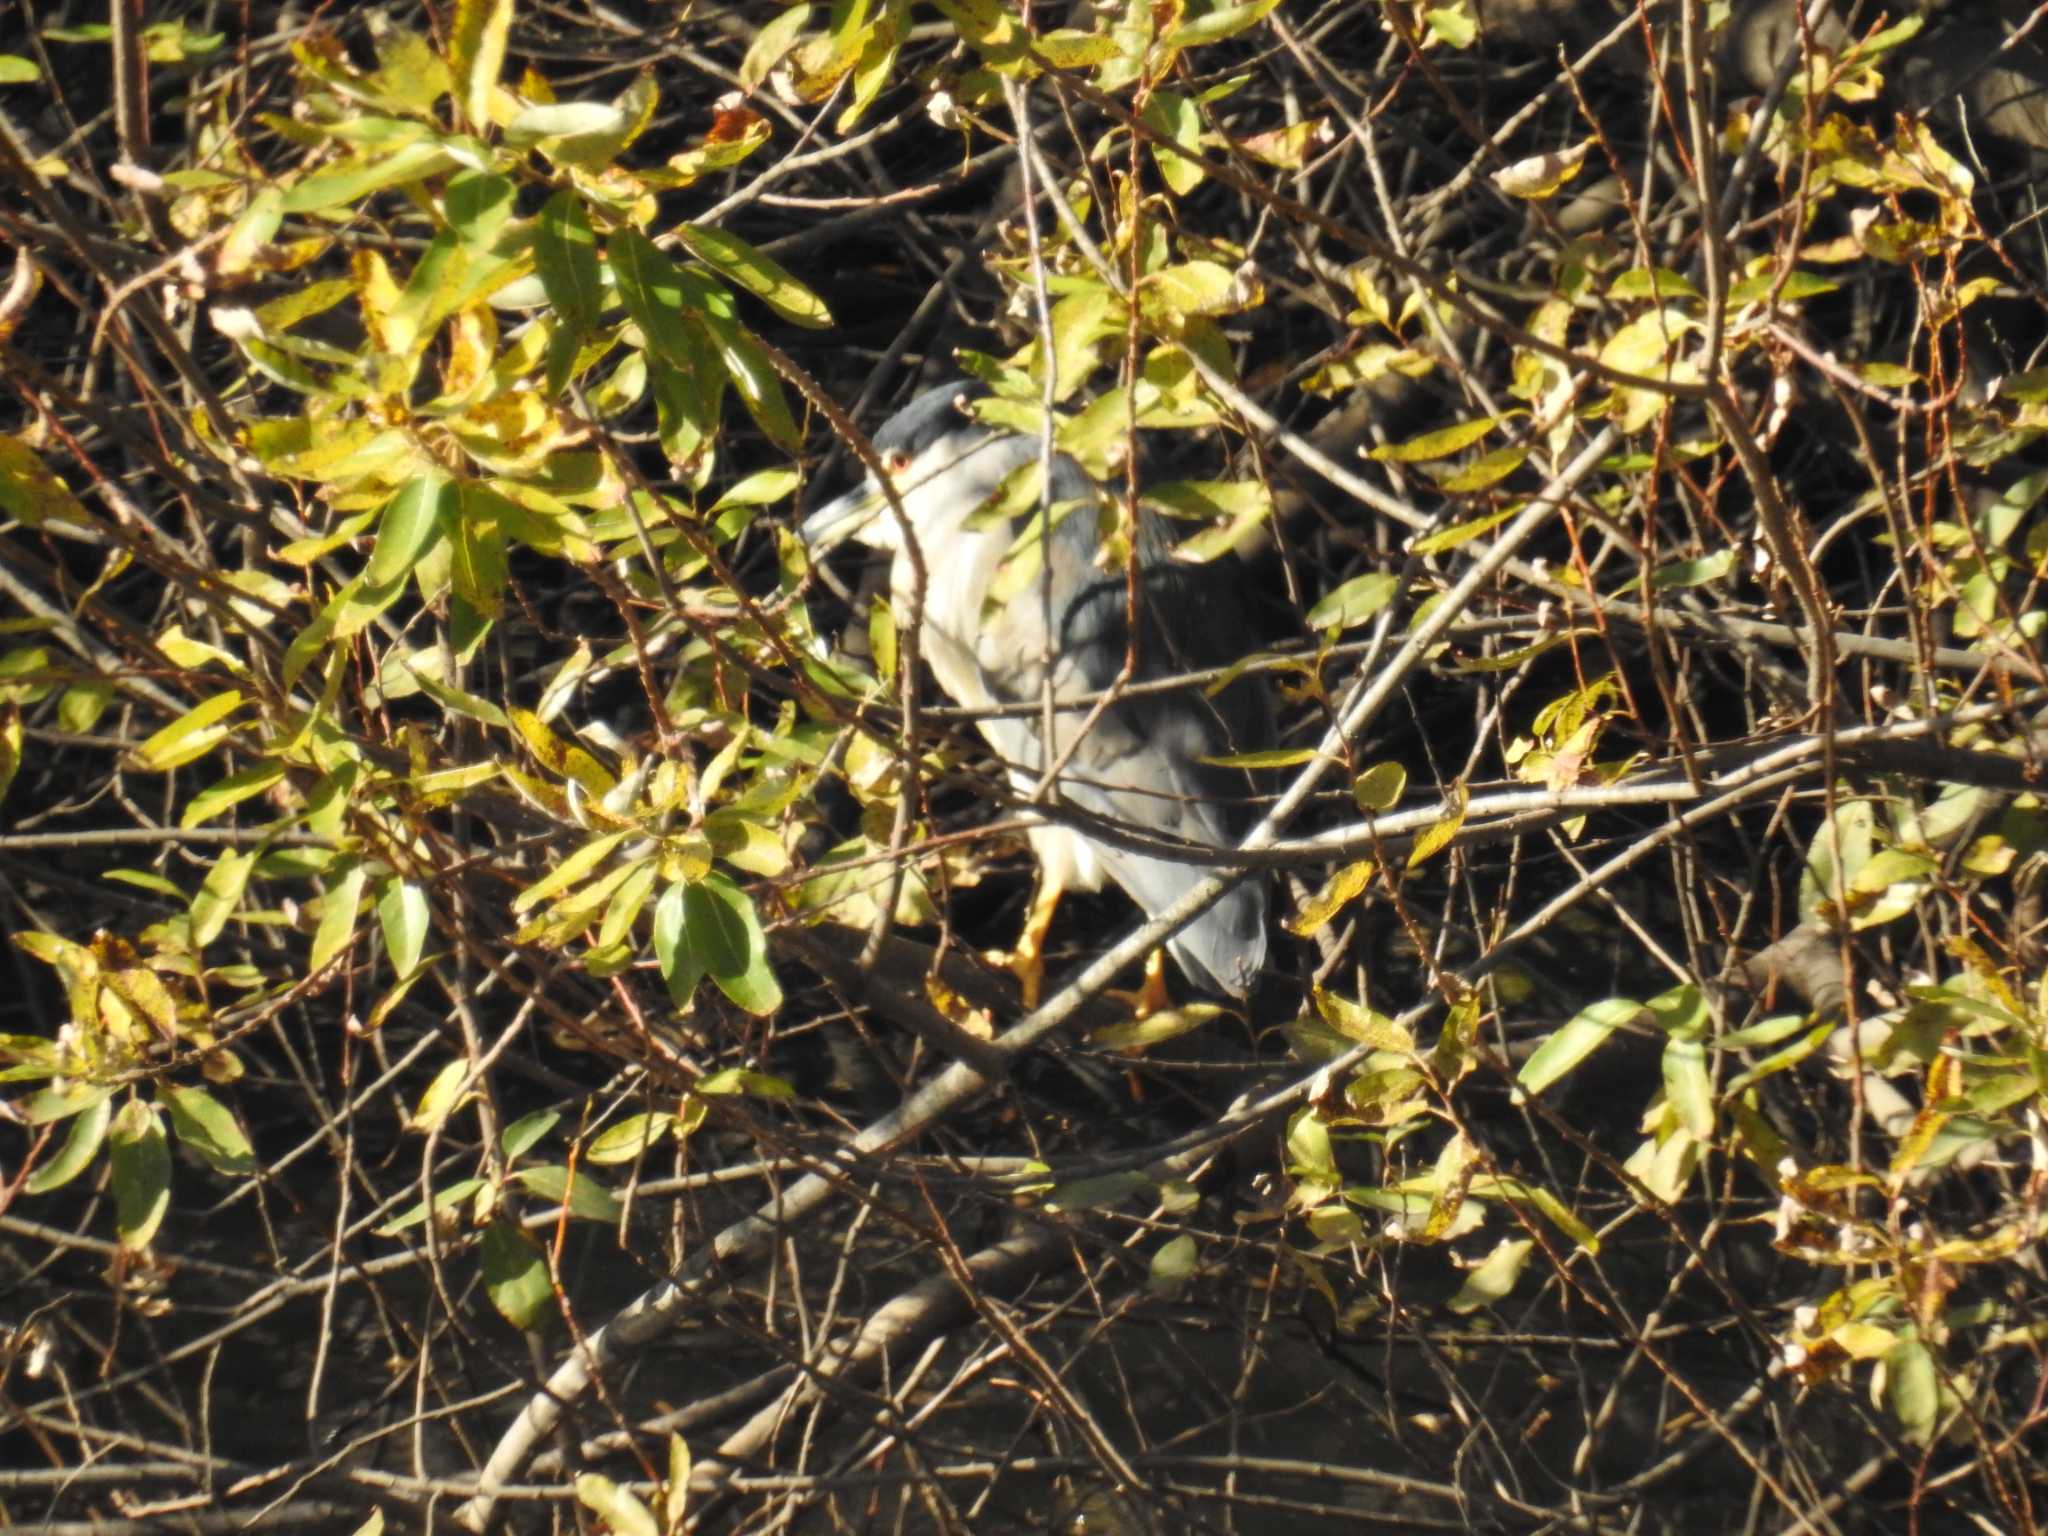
1048, 688, 1268, 997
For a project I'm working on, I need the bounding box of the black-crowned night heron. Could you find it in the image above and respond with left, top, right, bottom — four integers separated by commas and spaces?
801, 382, 1269, 1006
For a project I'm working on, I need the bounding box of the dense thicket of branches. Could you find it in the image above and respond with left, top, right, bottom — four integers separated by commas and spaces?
4, 1, 2048, 1532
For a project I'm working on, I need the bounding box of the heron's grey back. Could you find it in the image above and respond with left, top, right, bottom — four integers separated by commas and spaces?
979, 453, 1271, 995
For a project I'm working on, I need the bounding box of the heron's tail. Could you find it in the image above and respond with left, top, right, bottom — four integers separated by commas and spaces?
1165, 875, 1268, 999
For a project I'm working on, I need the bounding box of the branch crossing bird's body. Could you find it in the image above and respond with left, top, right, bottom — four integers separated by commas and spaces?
804, 383, 1269, 999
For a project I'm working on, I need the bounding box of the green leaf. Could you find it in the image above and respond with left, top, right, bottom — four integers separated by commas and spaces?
1139, 90, 1204, 196
1423, 2, 1477, 47
1431, 446, 1527, 493
696, 1068, 795, 1098
1717, 1014, 1810, 1052
1148, 1233, 1200, 1298
132, 691, 244, 771
57, 680, 113, 733
189, 848, 256, 948
1286, 1106, 1339, 1183
681, 882, 743, 976
693, 299, 801, 450
1161, 0, 1281, 49
481, 1219, 552, 1330
678, 223, 832, 328
0, 434, 94, 530
367, 473, 450, 589
450, 0, 513, 130
740, 5, 813, 90
1728, 269, 1838, 305
448, 483, 512, 619
0, 55, 42, 83
1353, 762, 1407, 811
1091, 1004, 1224, 1051
1032, 28, 1119, 67
1045, 1171, 1149, 1212
1448, 1237, 1534, 1313
711, 467, 801, 511
1407, 783, 1467, 869
163, 1085, 258, 1175
500, 1109, 559, 1161
535, 191, 604, 331
375, 1177, 485, 1234
378, 878, 431, 977
1801, 798, 1874, 924
280, 139, 457, 215
17, 1082, 108, 1124
1471, 1174, 1599, 1252
103, 876, 190, 901
409, 1058, 476, 1133
1649, 549, 1734, 591
511, 1163, 624, 1222
653, 881, 705, 1007
406, 662, 510, 727
611, 228, 696, 366
663, 1436, 691, 1530
513, 829, 630, 914
504, 101, 628, 145
597, 859, 658, 949
181, 764, 286, 828
1286, 858, 1375, 939
1410, 504, 1520, 556
109, 1100, 171, 1249
1661, 1034, 1714, 1138
25, 1093, 111, 1194
1884, 1333, 1942, 1444
1371, 416, 1497, 463
687, 875, 783, 1016
584, 1112, 677, 1165
1306, 572, 1398, 631
0, 707, 16, 806
310, 861, 370, 976
575, 1476, 660, 1536
445, 170, 515, 245
1609, 267, 1700, 301
1201, 746, 1320, 769
1313, 985, 1413, 1050
1517, 997, 1643, 1095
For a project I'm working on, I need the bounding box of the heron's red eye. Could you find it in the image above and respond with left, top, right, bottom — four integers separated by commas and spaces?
883, 450, 912, 476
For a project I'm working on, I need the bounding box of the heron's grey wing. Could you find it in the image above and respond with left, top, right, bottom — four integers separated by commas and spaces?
1036, 513, 1270, 995
1048, 689, 1269, 996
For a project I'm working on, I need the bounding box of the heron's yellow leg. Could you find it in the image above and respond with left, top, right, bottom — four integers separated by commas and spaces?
1108, 949, 1173, 1019
1002, 878, 1065, 1009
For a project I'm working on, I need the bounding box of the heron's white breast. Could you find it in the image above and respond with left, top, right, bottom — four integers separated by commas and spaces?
890, 523, 1009, 715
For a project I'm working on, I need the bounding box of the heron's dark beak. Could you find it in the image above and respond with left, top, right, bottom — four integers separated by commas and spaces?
799, 483, 882, 555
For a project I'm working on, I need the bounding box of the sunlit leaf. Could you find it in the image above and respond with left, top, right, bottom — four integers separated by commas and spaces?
310, 862, 370, 976
534, 191, 604, 331
132, 691, 244, 772
189, 848, 255, 948
162, 1085, 257, 1175
1448, 1237, 1534, 1313
575, 1475, 659, 1536
482, 1220, 552, 1330
1517, 997, 1643, 1095
366, 473, 450, 588
511, 1163, 623, 1222
450, 0, 513, 130
25, 1094, 111, 1194
1148, 1233, 1200, 1298
378, 878, 431, 977
1305, 572, 1397, 631
678, 223, 832, 328
109, 1100, 171, 1249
